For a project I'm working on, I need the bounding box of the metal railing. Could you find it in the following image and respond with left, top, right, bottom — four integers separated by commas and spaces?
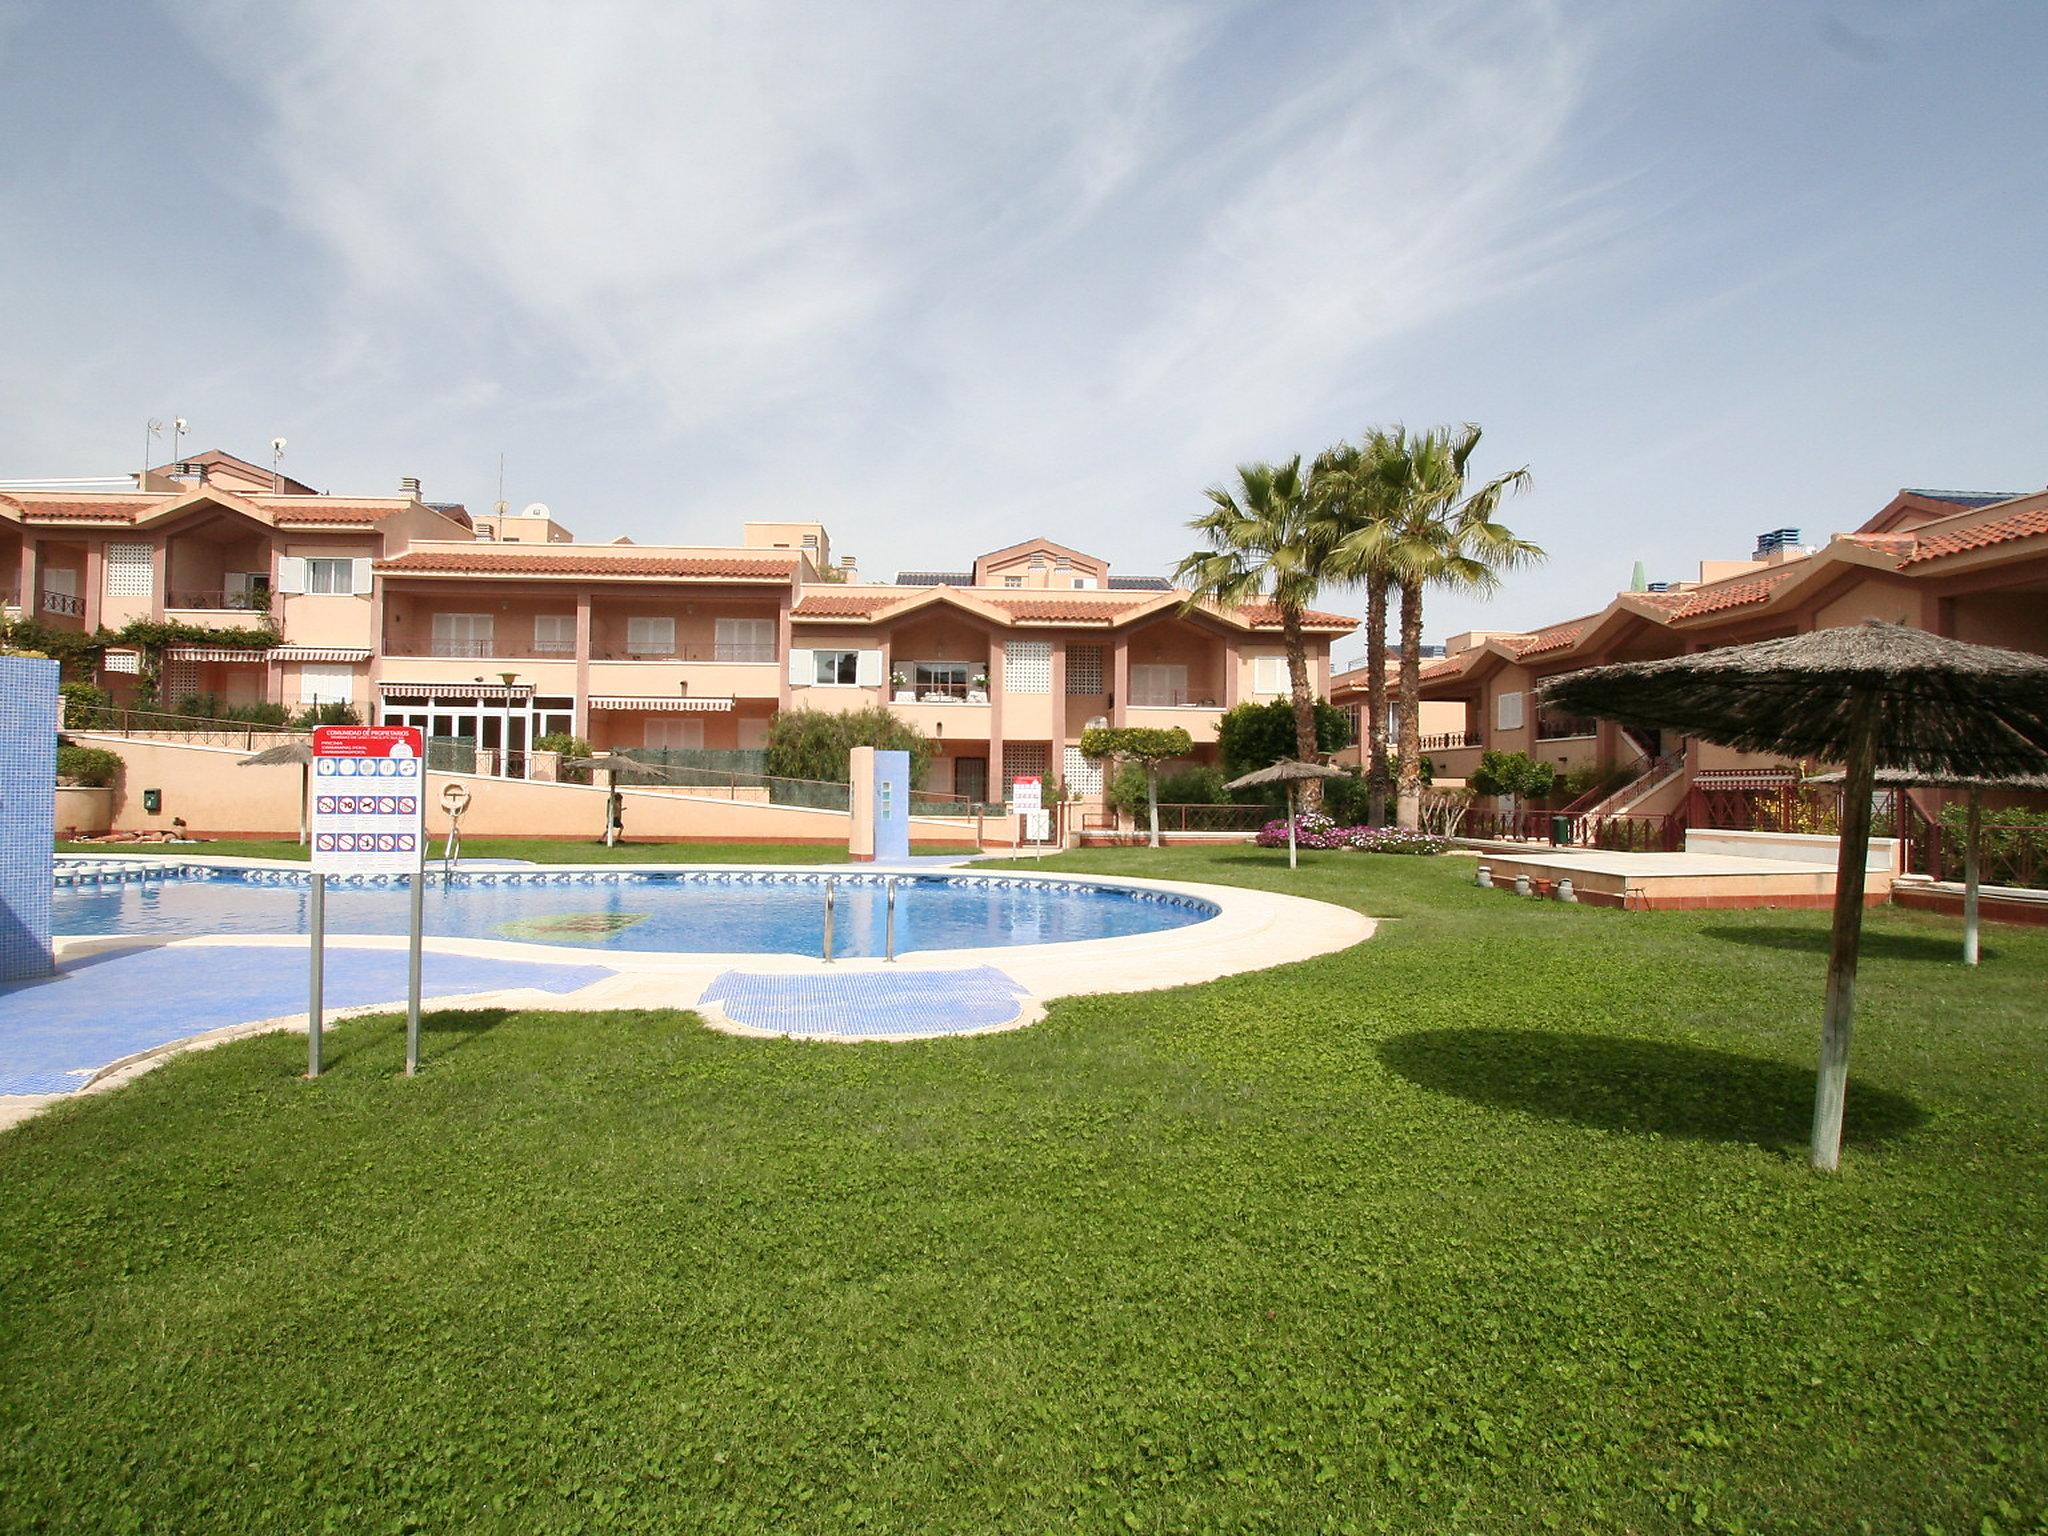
1462, 807, 1686, 852
1419, 731, 1479, 752
592, 643, 781, 663
166, 589, 271, 612
1535, 713, 1599, 741
1127, 688, 1223, 709
1083, 802, 1268, 836
64, 703, 301, 749
41, 589, 85, 618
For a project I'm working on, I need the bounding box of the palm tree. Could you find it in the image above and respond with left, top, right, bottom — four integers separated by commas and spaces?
1175, 457, 1332, 807
1337, 425, 1541, 829
1311, 441, 1397, 824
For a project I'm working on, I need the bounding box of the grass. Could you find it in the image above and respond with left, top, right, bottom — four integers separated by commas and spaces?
55, 838, 970, 864
3, 847, 2045, 1533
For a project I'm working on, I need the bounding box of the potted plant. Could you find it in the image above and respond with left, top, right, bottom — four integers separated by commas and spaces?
891, 668, 914, 703
970, 670, 990, 702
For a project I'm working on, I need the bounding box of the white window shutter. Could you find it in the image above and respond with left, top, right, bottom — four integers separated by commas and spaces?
1253, 656, 1287, 695
855, 649, 884, 687
350, 558, 374, 595
275, 556, 307, 595
787, 648, 813, 685
1496, 690, 1525, 732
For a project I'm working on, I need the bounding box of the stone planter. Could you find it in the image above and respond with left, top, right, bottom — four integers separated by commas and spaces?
55, 785, 114, 837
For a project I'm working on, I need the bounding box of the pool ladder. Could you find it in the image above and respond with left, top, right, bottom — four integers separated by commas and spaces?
821, 876, 899, 963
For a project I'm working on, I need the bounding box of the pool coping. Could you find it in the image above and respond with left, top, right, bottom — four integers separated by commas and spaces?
9, 862, 1375, 1128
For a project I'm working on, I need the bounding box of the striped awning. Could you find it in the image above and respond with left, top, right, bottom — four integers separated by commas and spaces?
167, 646, 270, 664
588, 696, 735, 712
270, 646, 371, 663
377, 681, 533, 701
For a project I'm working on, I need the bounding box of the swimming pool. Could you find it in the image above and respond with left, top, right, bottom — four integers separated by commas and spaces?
51, 867, 1217, 958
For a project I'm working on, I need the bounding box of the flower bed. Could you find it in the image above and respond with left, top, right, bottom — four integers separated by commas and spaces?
1255, 813, 1450, 855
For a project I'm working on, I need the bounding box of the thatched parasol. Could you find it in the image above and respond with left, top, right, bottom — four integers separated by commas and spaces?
238, 739, 313, 845
1806, 766, 2048, 967
1541, 621, 2048, 1171
580, 752, 665, 846
1225, 759, 1350, 870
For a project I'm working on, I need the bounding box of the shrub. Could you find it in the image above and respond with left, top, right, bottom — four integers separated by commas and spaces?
292, 701, 361, 727
56, 743, 120, 787
59, 682, 113, 728
1253, 814, 1449, 855
169, 694, 291, 726
764, 706, 932, 785
535, 732, 593, 760
1471, 750, 1557, 814
1216, 697, 1349, 780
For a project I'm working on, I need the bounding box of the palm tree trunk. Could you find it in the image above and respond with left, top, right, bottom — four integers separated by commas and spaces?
1146, 761, 1161, 849
1364, 572, 1389, 825
1396, 575, 1424, 830
1283, 610, 1321, 813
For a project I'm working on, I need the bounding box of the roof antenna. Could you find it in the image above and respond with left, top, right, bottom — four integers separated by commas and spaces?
495, 451, 507, 516
143, 418, 162, 486
270, 437, 288, 493
172, 417, 188, 466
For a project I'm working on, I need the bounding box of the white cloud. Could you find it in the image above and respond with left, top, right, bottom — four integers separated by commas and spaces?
162, 0, 1643, 575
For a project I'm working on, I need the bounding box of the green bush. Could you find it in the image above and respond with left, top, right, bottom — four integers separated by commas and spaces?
535, 732, 594, 760
1471, 750, 1557, 812
291, 701, 361, 728
1216, 697, 1348, 780
764, 706, 932, 786
1107, 763, 1228, 814
59, 682, 113, 728
56, 743, 120, 787
169, 694, 291, 726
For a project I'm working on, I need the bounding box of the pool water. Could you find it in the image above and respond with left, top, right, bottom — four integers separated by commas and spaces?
51, 871, 1214, 958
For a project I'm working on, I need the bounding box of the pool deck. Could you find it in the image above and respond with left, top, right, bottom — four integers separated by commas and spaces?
3, 863, 1373, 1131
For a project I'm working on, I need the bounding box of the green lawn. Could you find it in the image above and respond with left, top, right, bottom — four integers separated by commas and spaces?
3, 848, 2045, 1533
56, 838, 967, 864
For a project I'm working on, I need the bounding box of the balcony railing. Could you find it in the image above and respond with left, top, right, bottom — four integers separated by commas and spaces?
1419, 731, 1479, 752
385, 638, 574, 660
1127, 688, 1222, 708
1536, 714, 1599, 741
41, 589, 85, 618
891, 679, 989, 702
595, 642, 780, 663
167, 588, 272, 612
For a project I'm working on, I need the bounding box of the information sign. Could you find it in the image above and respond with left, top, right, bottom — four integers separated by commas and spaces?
311, 726, 426, 875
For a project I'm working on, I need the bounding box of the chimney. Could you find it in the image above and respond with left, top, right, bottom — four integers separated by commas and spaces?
838, 554, 858, 581
399, 475, 422, 499
1753, 527, 1802, 563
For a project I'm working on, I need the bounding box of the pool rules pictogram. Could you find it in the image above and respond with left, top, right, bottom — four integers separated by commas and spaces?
307, 726, 429, 1078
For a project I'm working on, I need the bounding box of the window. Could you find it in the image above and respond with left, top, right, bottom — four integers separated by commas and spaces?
306, 558, 354, 595
533, 697, 575, 739
626, 616, 676, 657
644, 717, 704, 750
1070, 576, 1097, 590
814, 650, 860, 685
533, 614, 576, 655
224, 571, 271, 610
1005, 639, 1051, 693
714, 616, 775, 663
913, 661, 971, 700
737, 716, 771, 750
1003, 575, 1023, 588
1066, 644, 1104, 694
1251, 656, 1289, 696
1495, 690, 1525, 732
104, 543, 151, 597
1130, 663, 1188, 707
43, 566, 80, 598
431, 612, 495, 657
300, 665, 355, 706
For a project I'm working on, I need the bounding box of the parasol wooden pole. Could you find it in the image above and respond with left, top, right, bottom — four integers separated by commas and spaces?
1811, 720, 1877, 1172
298, 761, 309, 846
1287, 781, 1298, 871
1963, 787, 1982, 967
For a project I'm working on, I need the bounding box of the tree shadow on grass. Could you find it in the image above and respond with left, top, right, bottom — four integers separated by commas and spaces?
1699, 924, 1974, 963
1378, 1028, 1927, 1148
318, 1007, 518, 1071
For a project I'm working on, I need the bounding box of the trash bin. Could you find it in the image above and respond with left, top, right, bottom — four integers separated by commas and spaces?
1550, 814, 1571, 846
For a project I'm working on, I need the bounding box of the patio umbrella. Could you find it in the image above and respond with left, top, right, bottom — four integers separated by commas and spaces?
581, 753, 664, 846
238, 739, 313, 846
1540, 621, 2048, 1170
1805, 766, 2048, 967
1225, 759, 1350, 870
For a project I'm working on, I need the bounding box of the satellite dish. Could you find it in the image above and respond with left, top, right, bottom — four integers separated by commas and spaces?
521, 502, 550, 519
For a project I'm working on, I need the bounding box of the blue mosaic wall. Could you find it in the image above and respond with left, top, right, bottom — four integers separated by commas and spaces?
0, 656, 58, 981
873, 748, 910, 862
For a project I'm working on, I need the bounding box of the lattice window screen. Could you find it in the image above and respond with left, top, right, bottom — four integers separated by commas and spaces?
1004, 639, 1051, 693
1065, 644, 1104, 694
1001, 741, 1048, 789
165, 660, 200, 701
106, 542, 152, 598
1062, 745, 1103, 796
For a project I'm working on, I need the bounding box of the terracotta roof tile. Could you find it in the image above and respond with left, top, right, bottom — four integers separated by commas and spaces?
1506, 621, 1584, 658
376, 550, 794, 579
15, 499, 144, 522
1903, 506, 2048, 564
791, 592, 899, 617
1672, 568, 1801, 618
261, 497, 411, 525
982, 594, 1154, 623
1236, 602, 1358, 630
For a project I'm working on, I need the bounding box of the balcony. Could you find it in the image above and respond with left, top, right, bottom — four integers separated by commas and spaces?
1123, 703, 1222, 743
386, 637, 575, 660
1419, 730, 1480, 752
166, 588, 272, 613
1536, 713, 1599, 741
378, 652, 580, 694
40, 589, 85, 619
592, 641, 779, 664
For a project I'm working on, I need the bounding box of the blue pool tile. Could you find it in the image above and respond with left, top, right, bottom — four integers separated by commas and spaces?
699, 966, 1029, 1038
0, 946, 612, 1096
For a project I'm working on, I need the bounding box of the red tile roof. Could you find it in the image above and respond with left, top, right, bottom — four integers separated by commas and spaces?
1902, 506, 2048, 564
13, 498, 147, 522
1236, 602, 1358, 630
376, 550, 795, 579
981, 594, 1154, 623
791, 592, 899, 617
1506, 621, 1585, 658
261, 498, 411, 525
1671, 568, 1801, 618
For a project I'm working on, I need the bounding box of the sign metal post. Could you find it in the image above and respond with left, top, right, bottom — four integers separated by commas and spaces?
309, 725, 428, 1077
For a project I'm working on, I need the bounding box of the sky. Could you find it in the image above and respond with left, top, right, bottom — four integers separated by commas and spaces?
3, 0, 2044, 659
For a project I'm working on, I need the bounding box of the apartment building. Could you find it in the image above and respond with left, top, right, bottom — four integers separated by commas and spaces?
1414, 486, 2048, 813
6, 452, 1357, 801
